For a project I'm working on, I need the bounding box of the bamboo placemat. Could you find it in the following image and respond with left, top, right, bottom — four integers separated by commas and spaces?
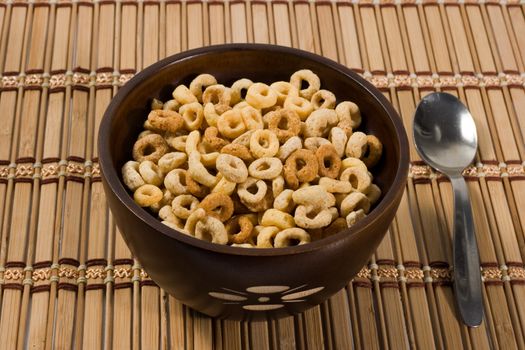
0, 0, 524, 348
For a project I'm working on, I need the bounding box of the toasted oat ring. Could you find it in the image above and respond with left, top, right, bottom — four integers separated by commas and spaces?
173, 84, 198, 105
249, 129, 279, 158
159, 205, 184, 227
256, 226, 280, 248
240, 106, 264, 130
198, 192, 234, 222
183, 208, 206, 235
336, 101, 361, 132
158, 152, 187, 174
345, 131, 368, 158
122, 161, 145, 191
147, 109, 184, 133
138, 130, 153, 139
216, 154, 249, 183
134, 184, 163, 207
132, 134, 168, 163
261, 209, 295, 229
188, 151, 217, 187
290, 69, 321, 100
272, 175, 285, 197
248, 157, 283, 180
150, 188, 176, 213
362, 135, 383, 168
217, 109, 247, 139
346, 209, 366, 227
246, 83, 278, 109
283, 96, 314, 121
163, 99, 181, 112
203, 127, 229, 151
340, 192, 371, 217
212, 175, 237, 195
318, 177, 353, 194
270, 81, 299, 106
329, 127, 348, 158
202, 84, 232, 107
195, 216, 228, 244
340, 166, 371, 193
237, 177, 268, 208
292, 185, 336, 208
324, 217, 348, 237
316, 144, 341, 179
164, 169, 188, 195
226, 215, 254, 244
294, 206, 333, 229
283, 149, 318, 189
366, 184, 381, 205
267, 108, 301, 143
179, 102, 204, 131
171, 194, 200, 219
273, 189, 295, 213
221, 143, 254, 162
164, 134, 187, 152
232, 130, 255, 146
204, 103, 221, 127
311, 89, 336, 110
230, 78, 254, 105
304, 108, 338, 138
151, 98, 163, 110
277, 136, 302, 162
274, 227, 311, 247
185, 171, 210, 198
189, 74, 218, 102
138, 160, 164, 186
340, 157, 368, 174
304, 137, 331, 152
233, 101, 251, 110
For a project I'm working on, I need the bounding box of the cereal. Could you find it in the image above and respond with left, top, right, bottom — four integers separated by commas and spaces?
123, 72, 383, 247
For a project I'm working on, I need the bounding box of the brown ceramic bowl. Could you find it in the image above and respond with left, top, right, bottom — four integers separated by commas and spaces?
99, 44, 409, 320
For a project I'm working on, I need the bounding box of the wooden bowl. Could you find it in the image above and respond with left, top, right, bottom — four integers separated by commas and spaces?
98, 44, 409, 320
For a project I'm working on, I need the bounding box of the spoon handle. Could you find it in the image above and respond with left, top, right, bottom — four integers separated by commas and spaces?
450, 175, 483, 327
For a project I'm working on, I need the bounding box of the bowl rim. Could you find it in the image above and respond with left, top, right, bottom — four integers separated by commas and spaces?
99, 43, 409, 257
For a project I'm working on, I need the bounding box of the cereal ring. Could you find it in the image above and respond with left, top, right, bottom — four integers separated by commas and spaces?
217, 109, 247, 139
362, 135, 383, 168
274, 227, 311, 247
151, 98, 163, 110
304, 108, 338, 138
340, 192, 371, 217
185, 130, 219, 167
304, 137, 331, 152
233, 101, 251, 110
341, 157, 368, 174
132, 134, 168, 162
232, 130, 255, 147
240, 106, 264, 130
336, 101, 361, 133
158, 152, 187, 174
122, 161, 145, 191
316, 144, 341, 179
165, 134, 187, 152
134, 184, 163, 207
311, 89, 336, 109
324, 217, 348, 237
204, 103, 221, 127
189, 74, 218, 102
163, 99, 181, 112
345, 131, 368, 158
329, 127, 348, 158
164, 169, 188, 195
256, 226, 280, 248
270, 81, 299, 106
246, 83, 278, 109
221, 143, 254, 162
195, 216, 228, 244
231, 243, 255, 248
273, 189, 295, 213
292, 185, 335, 209
318, 177, 353, 193
226, 215, 254, 244
188, 151, 218, 187
203, 127, 229, 151
230, 78, 254, 105
290, 69, 321, 100
202, 84, 232, 107
340, 167, 372, 193
159, 205, 184, 227
172, 84, 198, 105
138, 130, 153, 139
272, 175, 285, 197
138, 160, 164, 186
212, 175, 237, 196
267, 108, 301, 143
294, 206, 333, 229
199, 192, 234, 222
185, 171, 210, 198
260, 208, 295, 230
277, 136, 302, 162
171, 194, 200, 219
346, 209, 366, 227
147, 109, 184, 133
216, 154, 248, 183
150, 188, 176, 213
366, 184, 381, 205
184, 208, 206, 235
162, 220, 184, 231
179, 102, 204, 131
249, 130, 279, 158
248, 157, 283, 180
283, 149, 318, 189
237, 177, 269, 212
283, 96, 314, 121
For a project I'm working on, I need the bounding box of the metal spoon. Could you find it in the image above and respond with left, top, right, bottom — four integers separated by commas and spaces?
413, 92, 483, 327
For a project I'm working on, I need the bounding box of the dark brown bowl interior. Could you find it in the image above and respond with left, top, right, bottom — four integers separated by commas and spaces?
99, 44, 409, 319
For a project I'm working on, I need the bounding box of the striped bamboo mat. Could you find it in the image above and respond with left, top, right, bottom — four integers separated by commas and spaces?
0, 0, 524, 348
